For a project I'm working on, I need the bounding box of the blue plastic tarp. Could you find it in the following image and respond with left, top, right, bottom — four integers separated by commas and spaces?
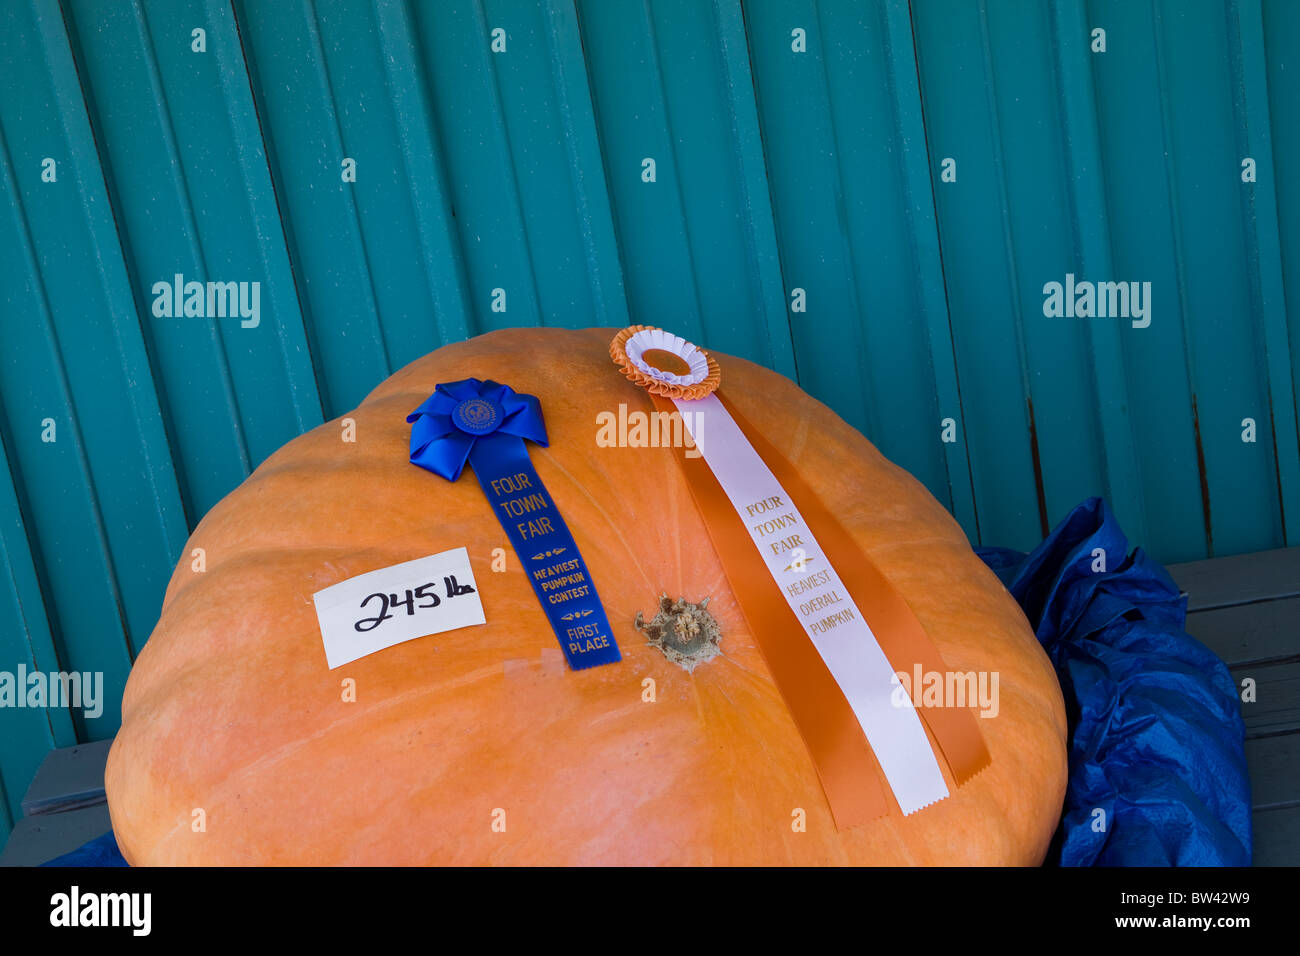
40, 830, 126, 868
976, 496, 1251, 865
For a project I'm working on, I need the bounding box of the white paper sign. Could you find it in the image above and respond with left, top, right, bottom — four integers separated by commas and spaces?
313, 547, 486, 669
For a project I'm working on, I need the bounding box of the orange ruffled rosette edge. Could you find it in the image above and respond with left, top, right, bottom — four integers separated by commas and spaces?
609, 325, 721, 400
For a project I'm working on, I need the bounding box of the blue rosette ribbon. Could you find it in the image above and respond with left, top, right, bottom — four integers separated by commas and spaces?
407, 378, 621, 670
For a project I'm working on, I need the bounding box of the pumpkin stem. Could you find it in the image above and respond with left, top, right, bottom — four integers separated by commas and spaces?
635, 594, 722, 672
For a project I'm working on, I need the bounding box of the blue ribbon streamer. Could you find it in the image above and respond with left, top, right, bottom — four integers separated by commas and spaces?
408, 378, 621, 671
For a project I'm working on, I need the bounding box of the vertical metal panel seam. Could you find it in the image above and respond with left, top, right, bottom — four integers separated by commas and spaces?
1149, 0, 1212, 554
52, 2, 193, 661
973, 0, 1047, 537
0, 415, 63, 830
0, 430, 71, 746
540, 0, 630, 328
227, 0, 337, 414
210, 0, 325, 433
55, 0, 192, 566
0, 97, 134, 680
467, 0, 546, 325
636, 0, 708, 329
712, 0, 796, 377
805, 0, 883, 439
0, 82, 73, 705
1048, 0, 1149, 547
11, 2, 168, 671
136, 0, 254, 477
891, 0, 978, 532
59, 0, 198, 529
568, 0, 637, 330
371, 0, 475, 344
1229, 0, 1300, 542
293, 0, 394, 378
209, 0, 324, 432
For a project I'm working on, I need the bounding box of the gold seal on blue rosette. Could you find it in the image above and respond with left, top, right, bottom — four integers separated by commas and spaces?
452, 396, 501, 435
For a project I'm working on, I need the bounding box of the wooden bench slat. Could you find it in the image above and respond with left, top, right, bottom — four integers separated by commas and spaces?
1244, 733, 1300, 809
1167, 546, 1300, 612
1230, 659, 1300, 739
1251, 805, 1300, 867
20, 739, 111, 817
0, 804, 112, 867
1186, 597, 1300, 667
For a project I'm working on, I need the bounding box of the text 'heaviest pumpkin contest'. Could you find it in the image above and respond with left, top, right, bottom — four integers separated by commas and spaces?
105, 326, 1067, 865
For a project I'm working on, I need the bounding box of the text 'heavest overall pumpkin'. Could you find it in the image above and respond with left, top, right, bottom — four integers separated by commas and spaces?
105, 327, 1067, 865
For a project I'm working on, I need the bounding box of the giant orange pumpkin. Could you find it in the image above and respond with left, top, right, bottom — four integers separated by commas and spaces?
105, 327, 1066, 865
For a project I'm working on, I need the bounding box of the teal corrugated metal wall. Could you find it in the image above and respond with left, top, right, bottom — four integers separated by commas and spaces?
0, 0, 1295, 846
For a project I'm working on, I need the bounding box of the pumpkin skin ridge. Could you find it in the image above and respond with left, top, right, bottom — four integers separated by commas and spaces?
137, 659, 511, 858
108, 326, 1066, 865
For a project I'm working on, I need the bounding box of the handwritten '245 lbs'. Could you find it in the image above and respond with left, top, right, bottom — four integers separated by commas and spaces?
354, 575, 477, 632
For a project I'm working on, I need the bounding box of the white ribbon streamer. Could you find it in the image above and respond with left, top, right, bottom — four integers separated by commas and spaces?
674, 393, 949, 814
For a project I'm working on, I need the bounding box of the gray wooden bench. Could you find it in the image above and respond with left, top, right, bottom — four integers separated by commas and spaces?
2, 547, 1295, 865
1168, 546, 1300, 867
0, 740, 113, 866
